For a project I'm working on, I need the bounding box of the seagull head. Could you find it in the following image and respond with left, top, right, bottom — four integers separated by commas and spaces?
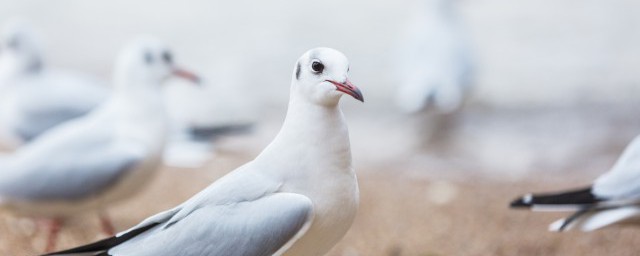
0, 19, 43, 74
292, 47, 363, 106
114, 36, 200, 90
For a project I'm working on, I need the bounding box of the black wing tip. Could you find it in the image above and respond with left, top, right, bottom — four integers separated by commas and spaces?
510, 195, 533, 208
508, 186, 599, 208
43, 222, 160, 256
41, 236, 114, 256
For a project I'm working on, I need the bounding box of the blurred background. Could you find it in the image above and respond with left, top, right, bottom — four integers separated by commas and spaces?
1, 0, 640, 255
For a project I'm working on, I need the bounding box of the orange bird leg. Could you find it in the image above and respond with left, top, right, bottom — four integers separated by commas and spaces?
99, 212, 115, 236
44, 218, 62, 253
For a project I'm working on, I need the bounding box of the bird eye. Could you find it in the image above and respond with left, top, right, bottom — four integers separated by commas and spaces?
311, 61, 324, 73
162, 51, 173, 64
144, 51, 153, 64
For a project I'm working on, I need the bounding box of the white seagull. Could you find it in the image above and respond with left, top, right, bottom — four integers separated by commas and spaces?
395, 0, 473, 114
46, 47, 364, 256
0, 36, 199, 252
511, 135, 640, 231
0, 19, 109, 147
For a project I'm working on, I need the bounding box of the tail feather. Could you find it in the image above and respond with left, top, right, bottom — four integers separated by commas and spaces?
549, 218, 573, 232
42, 222, 160, 256
550, 208, 591, 232
581, 207, 640, 231
188, 123, 253, 141
510, 186, 601, 211
548, 207, 640, 232
510, 186, 640, 232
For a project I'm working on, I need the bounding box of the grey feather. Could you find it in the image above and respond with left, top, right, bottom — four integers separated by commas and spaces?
111, 193, 312, 256
48, 193, 313, 256
0, 121, 146, 201
14, 107, 91, 142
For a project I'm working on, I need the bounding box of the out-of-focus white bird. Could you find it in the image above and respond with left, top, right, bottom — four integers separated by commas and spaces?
395, 0, 473, 114
511, 135, 640, 232
162, 53, 255, 168
162, 122, 254, 168
46, 47, 363, 256
0, 36, 199, 252
0, 20, 109, 147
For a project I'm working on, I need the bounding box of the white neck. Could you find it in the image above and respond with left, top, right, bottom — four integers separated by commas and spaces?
0, 57, 27, 84
111, 81, 168, 149
255, 85, 352, 178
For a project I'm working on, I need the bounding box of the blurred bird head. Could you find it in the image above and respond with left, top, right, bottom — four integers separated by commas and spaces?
114, 36, 200, 91
292, 47, 363, 106
0, 19, 43, 75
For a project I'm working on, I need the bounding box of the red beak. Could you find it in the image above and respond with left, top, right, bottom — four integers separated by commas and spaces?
172, 67, 201, 84
327, 79, 364, 102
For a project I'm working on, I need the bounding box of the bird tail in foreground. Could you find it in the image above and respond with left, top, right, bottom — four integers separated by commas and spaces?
547, 208, 591, 232
549, 206, 640, 232
510, 186, 601, 211
42, 222, 160, 256
510, 186, 640, 232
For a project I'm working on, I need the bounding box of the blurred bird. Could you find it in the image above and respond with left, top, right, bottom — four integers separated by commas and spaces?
395, 0, 473, 114
0, 19, 240, 168
0, 36, 199, 252
0, 19, 109, 147
46, 47, 363, 256
160, 46, 256, 168
511, 135, 640, 232
162, 122, 254, 168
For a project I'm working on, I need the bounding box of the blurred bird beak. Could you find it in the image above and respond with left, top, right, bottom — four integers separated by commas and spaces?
172, 68, 201, 84
327, 79, 364, 102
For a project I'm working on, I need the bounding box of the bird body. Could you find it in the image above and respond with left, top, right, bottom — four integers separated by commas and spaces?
255, 94, 358, 255
0, 100, 163, 217
592, 136, 640, 199
395, 0, 473, 114
0, 36, 199, 252
115, 98, 359, 256
511, 135, 640, 231
0, 20, 108, 146
48, 47, 363, 256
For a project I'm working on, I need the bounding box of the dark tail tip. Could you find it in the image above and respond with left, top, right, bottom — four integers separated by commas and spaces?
188, 123, 254, 141
509, 194, 533, 208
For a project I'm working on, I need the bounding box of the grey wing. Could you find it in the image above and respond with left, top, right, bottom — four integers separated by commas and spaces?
12, 82, 104, 142
14, 108, 90, 141
0, 139, 146, 201
44, 207, 182, 256
108, 193, 313, 256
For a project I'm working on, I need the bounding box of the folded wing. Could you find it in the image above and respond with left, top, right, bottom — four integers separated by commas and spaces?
46, 193, 313, 256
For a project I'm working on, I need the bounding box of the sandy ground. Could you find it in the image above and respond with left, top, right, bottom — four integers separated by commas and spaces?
2, 153, 640, 256
2, 105, 640, 256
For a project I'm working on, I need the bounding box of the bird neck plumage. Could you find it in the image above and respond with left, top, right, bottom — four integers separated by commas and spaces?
258, 93, 353, 174
111, 81, 167, 148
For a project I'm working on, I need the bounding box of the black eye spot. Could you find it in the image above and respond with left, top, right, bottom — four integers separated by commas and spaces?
162, 51, 173, 64
311, 61, 324, 74
144, 51, 153, 64
295, 63, 301, 80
